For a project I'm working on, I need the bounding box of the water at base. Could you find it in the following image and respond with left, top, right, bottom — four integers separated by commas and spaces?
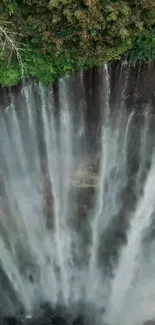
0, 63, 155, 325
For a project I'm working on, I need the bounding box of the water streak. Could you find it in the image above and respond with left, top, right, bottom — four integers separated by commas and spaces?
0, 64, 155, 325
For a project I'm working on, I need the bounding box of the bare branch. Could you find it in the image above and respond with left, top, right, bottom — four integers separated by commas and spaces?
0, 22, 25, 74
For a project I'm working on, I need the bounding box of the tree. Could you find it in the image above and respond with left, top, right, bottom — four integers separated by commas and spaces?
0, 20, 24, 72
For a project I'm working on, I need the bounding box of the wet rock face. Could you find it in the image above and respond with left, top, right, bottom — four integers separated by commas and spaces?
1, 303, 104, 325
1, 63, 155, 325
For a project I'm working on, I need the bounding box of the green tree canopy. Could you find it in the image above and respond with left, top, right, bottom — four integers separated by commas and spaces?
0, 0, 155, 85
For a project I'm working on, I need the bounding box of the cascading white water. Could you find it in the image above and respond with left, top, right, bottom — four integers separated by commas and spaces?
0, 63, 155, 325
106, 152, 155, 325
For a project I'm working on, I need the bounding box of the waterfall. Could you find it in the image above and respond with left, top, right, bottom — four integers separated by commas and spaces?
106, 152, 155, 325
0, 62, 155, 325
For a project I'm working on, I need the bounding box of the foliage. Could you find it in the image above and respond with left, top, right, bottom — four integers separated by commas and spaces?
0, 57, 21, 86
128, 28, 155, 61
0, 0, 155, 85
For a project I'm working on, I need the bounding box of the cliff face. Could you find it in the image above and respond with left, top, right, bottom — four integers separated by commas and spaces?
0, 61, 155, 324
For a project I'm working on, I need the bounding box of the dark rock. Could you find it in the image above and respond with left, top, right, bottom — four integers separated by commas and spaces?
2, 316, 23, 325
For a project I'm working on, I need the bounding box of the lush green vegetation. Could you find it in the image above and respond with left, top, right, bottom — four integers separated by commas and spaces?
129, 28, 155, 61
0, 0, 155, 86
